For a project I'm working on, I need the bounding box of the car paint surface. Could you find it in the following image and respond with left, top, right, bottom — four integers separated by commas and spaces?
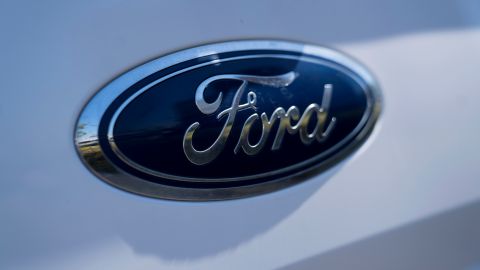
1, 1, 480, 269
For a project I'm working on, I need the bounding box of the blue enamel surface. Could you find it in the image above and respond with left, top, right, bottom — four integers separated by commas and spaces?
98, 49, 370, 188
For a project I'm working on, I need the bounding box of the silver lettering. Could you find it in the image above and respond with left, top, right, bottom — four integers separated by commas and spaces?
183, 72, 335, 165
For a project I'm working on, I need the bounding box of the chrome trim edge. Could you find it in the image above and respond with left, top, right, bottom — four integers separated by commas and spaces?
74, 40, 383, 201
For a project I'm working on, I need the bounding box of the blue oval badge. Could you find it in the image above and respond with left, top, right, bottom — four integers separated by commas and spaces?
75, 40, 381, 201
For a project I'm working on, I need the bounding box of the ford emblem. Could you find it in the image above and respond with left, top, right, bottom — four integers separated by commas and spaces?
75, 40, 382, 201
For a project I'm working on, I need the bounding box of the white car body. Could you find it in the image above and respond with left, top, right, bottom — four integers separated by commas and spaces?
1, 1, 480, 269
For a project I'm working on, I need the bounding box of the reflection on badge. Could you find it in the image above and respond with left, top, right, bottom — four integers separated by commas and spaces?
75, 40, 382, 201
